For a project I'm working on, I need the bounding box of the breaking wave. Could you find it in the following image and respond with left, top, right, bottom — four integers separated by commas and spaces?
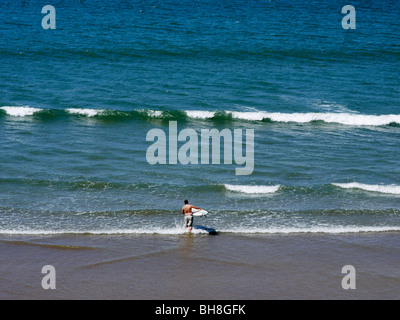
0, 106, 43, 117
186, 110, 400, 126
224, 184, 281, 194
1, 106, 400, 127
333, 183, 400, 195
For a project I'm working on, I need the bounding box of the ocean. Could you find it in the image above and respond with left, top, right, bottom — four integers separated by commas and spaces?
0, 0, 399, 299
1, 0, 400, 235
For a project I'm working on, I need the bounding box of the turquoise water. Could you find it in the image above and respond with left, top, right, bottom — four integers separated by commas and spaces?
1, 0, 400, 234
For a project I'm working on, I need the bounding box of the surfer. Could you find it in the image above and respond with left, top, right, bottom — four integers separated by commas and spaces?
182, 199, 201, 232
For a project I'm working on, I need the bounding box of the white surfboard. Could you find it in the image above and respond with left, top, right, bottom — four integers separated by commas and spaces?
192, 209, 208, 217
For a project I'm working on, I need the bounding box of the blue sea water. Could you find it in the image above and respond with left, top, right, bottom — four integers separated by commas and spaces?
0, 0, 400, 234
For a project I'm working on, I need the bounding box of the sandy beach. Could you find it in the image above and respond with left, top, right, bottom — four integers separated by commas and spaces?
1, 232, 399, 300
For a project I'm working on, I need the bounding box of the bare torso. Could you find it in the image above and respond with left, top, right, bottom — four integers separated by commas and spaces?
182, 204, 194, 216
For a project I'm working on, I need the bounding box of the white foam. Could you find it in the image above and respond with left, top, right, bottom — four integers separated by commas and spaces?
220, 226, 400, 234
224, 184, 280, 194
66, 108, 105, 117
185, 110, 217, 119
1, 226, 399, 235
333, 183, 400, 195
234, 112, 400, 126
0, 227, 208, 235
183, 110, 400, 126
147, 110, 163, 117
0, 106, 43, 117
134, 109, 164, 118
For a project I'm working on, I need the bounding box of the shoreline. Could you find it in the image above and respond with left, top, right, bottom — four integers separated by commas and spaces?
1, 232, 399, 300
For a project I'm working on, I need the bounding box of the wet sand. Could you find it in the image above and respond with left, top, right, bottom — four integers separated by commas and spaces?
1, 232, 399, 300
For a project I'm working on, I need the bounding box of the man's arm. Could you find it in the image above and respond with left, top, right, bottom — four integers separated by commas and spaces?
191, 205, 201, 210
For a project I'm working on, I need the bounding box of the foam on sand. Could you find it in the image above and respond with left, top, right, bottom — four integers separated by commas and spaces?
0, 227, 209, 235
1, 226, 399, 235
221, 226, 400, 234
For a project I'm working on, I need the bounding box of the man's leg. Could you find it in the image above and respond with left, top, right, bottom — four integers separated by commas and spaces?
189, 217, 193, 232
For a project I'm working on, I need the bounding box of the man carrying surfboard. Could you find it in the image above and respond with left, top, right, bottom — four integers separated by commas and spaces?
182, 200, 201, 232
